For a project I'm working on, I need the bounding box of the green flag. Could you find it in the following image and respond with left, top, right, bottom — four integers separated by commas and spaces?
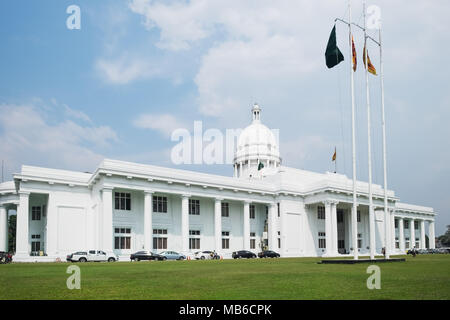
258, 161, 264, 171
325, 25, 344, 69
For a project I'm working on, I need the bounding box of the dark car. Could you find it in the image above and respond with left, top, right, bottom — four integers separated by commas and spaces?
130, 250, 166, 261
258, 250, 280, 258
0, 251, 12, 264
232, 250, 257, 259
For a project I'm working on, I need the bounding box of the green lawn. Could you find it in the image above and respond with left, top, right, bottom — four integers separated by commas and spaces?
0, 255, 449, 300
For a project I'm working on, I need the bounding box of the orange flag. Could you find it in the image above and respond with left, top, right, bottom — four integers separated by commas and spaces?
363, 45, 377, 75
332, 147, 336, 162
351, 35, 357, 72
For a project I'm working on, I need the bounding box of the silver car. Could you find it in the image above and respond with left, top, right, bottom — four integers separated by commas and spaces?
159, 251, 186, 260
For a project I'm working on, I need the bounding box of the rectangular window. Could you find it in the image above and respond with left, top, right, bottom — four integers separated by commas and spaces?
395, 219, 398, 228
317, 206, 325, 220
318, 232, 326, 249
337, 209, 344, 223
404, 220, 409, 229
278, 238, 281, 249
250, 239, 256, 249
222, 231, 230, 249
115, 192, 131, 211
114, 227, 131, 249
221, 202, 229, 217
31, 241, 40, 252
357, 210, 361, 222
31, 206, 41, 220
189, 238, 200, 250
405, 237, 410, 249
318, 239, 326, 249
189, 230, 200, 249
153, 196, 167, 213
357, 233, 362, 249
153, 237, 167, 250
414, 221, 419, 230
395, 237, 399, 249
250, 205, 255, 219
189, 199, 200, 215
277, 203, 280, 217
338, 239, 345, 249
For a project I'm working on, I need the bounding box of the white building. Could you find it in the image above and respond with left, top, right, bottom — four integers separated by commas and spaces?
0, 104, 436, 261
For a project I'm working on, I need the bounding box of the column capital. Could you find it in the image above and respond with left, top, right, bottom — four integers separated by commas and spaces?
243, 200, 252, 205
181, 194, 191, 199
18, 191, 30, 196
323, 200, 338, 206
102, 186, 114, 192
143, 190, 154, 195
215, 197, 224, 202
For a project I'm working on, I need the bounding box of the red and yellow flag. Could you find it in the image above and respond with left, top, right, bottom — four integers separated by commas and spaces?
363, 45, 377, 75
351, 35, 357, 72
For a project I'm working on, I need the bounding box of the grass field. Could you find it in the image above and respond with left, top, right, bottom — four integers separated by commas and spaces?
0, 255, 449, 300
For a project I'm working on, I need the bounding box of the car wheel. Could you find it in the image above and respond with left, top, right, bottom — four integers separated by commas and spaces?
79, 257, 87, 262
136, 258, 140, 262
163, 257, 167, 261
108, 258, 115, 262
201, 256, 205, 260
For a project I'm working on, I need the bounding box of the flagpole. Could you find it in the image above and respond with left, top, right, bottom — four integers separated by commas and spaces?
363, 0, 376, 260
348, 0, 358, 261
379, 23, 390, 259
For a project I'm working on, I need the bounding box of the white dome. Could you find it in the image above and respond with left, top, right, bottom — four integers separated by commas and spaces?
233, 103, 281, 178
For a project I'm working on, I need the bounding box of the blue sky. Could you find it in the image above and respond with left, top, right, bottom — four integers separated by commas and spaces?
0, 0, 449, 235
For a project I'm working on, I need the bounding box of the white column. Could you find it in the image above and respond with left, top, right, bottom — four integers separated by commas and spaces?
16, 192, 30, 257
399, 217, 405, 252
181, 195, 189, 253
243, 201, 250, 250
331, 202, 338, 255
410, 218, 415, 249
429, 221, 435, 249
420, 219, 426, 249
46, 193, 57, 256
234, 164, 237, 178
239, 162, 243, 177
268, 203, 277, 251
214, 198, 222, 252
102, 188, 113, 252
324, 201, 333, 256
143, 191, 153, 251
369, 206, 376, 259
384, 208, 391, 259
0, 206, 7, 252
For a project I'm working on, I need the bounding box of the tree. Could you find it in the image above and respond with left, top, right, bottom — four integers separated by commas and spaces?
8, 214, 16, 253
437, 225, 450, 247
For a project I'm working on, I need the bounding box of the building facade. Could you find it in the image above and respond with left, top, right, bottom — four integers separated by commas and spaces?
0, 105, 436, 261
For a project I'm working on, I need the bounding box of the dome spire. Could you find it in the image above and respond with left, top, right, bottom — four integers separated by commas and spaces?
252, 103, 261, 123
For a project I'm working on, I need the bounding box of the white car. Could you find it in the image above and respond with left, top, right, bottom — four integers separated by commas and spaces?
194, 251, 216, 260
67, 250, 118, 262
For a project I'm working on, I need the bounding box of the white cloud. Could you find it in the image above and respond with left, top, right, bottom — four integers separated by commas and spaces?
132, 113, 188, 137
0, 103, 118, 176
96, 56, 159, 84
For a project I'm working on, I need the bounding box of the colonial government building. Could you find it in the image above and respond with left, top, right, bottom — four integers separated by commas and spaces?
0, 104, 436, 261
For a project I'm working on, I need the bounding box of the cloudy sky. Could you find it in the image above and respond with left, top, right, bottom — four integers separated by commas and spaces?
0, 0, 448, 235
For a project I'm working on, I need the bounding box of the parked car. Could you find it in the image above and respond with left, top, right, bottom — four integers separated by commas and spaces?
67, 250, 118, 262
0, 251, 12, 264
194, 251, 217, 260
232, 250, 257, 259
130, 251, 166, 261
159, 251, 186, 260
258, 250, 280, 258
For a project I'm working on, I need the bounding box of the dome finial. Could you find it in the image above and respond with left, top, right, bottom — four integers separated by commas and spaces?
252, 102, 261, 123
